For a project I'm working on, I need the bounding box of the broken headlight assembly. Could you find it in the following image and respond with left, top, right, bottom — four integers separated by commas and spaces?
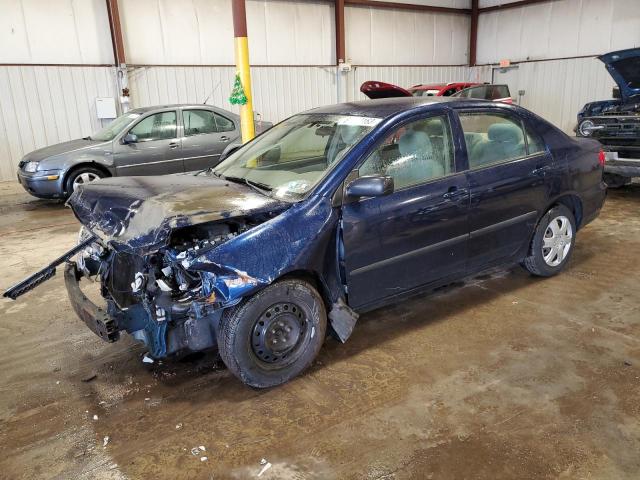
76, 226, 106, 278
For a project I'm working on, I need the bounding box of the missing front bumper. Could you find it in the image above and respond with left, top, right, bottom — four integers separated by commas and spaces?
64, 263, 120, 343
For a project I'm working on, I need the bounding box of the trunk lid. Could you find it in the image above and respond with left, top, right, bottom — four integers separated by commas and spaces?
599, 48, 640, 102
360, 81, 413, 99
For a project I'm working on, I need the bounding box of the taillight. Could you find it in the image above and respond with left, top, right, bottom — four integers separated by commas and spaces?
598, 149, 606, 167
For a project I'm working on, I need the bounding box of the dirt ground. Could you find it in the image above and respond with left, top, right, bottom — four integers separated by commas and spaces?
0, 180, 638, 480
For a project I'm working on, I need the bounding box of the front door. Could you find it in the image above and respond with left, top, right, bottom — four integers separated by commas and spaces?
113, 110, 183, 176
459, 109, 554, 270
341, 113, 469, 309
182, 109, 240, 171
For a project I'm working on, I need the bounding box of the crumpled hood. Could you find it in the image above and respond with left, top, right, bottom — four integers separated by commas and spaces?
22, 138, 106, 163
69, 174, 289, 253
599, 48, 640, 102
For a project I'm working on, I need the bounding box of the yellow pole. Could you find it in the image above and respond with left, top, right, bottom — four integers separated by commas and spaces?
232, 0, 255, 143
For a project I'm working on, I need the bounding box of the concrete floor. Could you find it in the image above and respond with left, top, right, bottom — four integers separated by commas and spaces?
0, 180, 638, 480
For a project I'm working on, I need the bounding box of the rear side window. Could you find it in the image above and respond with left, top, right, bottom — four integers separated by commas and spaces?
459, 112, 526, 169
184, 110, 217, 136
358, 115, 455, 189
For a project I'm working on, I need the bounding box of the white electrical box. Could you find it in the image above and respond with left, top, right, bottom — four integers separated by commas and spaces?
95, 97, 117, 119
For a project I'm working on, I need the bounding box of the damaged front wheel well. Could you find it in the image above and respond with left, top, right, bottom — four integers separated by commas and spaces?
279, 270, 333, 313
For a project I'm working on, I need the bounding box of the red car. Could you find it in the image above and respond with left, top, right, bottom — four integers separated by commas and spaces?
360, 81, 512, 103
409, 82, 481, 97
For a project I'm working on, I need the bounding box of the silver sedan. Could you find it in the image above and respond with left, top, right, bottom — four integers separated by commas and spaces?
16, 104, 271, 199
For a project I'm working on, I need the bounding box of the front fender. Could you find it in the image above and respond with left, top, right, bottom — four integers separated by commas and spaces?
187, 194, 343, 304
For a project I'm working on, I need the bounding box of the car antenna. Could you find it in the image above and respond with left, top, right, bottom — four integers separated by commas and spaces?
202, 81, 221, 105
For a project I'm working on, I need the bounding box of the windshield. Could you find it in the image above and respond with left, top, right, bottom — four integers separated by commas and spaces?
211, 114, 380, 200
91, 113, 141, 141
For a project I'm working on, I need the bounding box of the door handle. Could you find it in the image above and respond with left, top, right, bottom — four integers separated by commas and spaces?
443, 186, 468, 200
220, 136, 230, 142
169, 142, 179, 149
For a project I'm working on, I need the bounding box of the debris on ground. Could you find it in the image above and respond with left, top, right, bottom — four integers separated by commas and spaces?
142, 354, 154, 364
103, 436, 109, 448
200, 456, 208, 462
175, 423, 183, 430
191, 446, 206, 456
92, 414, 98, 421
624, 360, 632, 366
82, 373, 97, 383
258, 458, 272, 477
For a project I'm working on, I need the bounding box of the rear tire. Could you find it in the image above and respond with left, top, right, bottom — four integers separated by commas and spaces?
218, 279, 327, 388
65, 166, 104, 197
603, 173, 631, 189
523, 205, 576, 277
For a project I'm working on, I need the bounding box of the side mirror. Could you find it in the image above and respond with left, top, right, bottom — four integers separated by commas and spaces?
346, 175, 394, 199
123, 133, 138, 144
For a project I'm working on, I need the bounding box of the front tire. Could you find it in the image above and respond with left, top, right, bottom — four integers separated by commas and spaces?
523, 205, 576, 277
65, 167, 104, 197
218, 279, 327, 388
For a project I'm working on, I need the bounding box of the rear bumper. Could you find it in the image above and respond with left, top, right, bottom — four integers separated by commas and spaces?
603, 153, 640, 177
17, 170, 65, 198
64, 263, 120, 342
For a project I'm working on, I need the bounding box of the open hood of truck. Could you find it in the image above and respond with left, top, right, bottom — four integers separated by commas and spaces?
360, 80, 413, 99
69, 174, 289, 253
599, 48, 640, 102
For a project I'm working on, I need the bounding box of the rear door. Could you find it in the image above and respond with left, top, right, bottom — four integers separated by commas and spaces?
341, 111, 469, 309
459, 109, 554, 271
113, 110, 183, 176
182, 108, 240, 171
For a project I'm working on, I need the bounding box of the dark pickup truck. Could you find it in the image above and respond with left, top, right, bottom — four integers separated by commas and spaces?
576, 48, 640, 187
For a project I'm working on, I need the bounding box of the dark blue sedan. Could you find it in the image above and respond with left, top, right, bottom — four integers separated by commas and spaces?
5, 97, 606, 388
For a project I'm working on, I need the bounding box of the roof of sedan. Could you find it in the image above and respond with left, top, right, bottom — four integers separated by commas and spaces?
129, 104, 223, 113
304, 96, 487, 119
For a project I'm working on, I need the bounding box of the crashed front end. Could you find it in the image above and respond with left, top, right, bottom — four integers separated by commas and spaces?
67, 218, 269, 358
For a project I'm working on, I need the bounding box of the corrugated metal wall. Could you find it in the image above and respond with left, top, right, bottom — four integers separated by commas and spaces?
476, 57, 615, 134
0, 66, 118, 180
477, 0, 640, 64
127, 65, 339, 124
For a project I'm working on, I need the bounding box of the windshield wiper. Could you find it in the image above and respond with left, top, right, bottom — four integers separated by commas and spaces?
223, 175, 272, 196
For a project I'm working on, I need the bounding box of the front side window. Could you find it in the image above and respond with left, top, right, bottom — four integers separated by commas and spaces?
460, 112, 526, 169
184, 109, 217, 136
129, 111, 177, 141
358, 115, 455, 190
212, 114, 379, 200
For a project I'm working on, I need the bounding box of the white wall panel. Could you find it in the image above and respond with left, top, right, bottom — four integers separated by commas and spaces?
346, 5, 470, 65
0, 0, 114, 64
371, 0, 471, 7
120, 0, 335, 66
0, 66, 117, 180
477, 0, 640, 64
127, 66, 338, 124
475, 57, 615, 133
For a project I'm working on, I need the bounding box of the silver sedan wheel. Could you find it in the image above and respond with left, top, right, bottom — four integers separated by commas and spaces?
72, 172, 100, 189
542, 215, 573, 267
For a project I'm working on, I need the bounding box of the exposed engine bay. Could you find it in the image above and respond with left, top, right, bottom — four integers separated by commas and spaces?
71, 214, 275, 358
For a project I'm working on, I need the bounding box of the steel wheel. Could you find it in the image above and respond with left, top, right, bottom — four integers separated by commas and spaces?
251, 302, 309, 366
542, 215, 573, 267
72, 172, 100, 188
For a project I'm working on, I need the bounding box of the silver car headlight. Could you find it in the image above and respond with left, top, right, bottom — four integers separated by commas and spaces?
24, 161, 39, 173
578, 120, 595, 136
